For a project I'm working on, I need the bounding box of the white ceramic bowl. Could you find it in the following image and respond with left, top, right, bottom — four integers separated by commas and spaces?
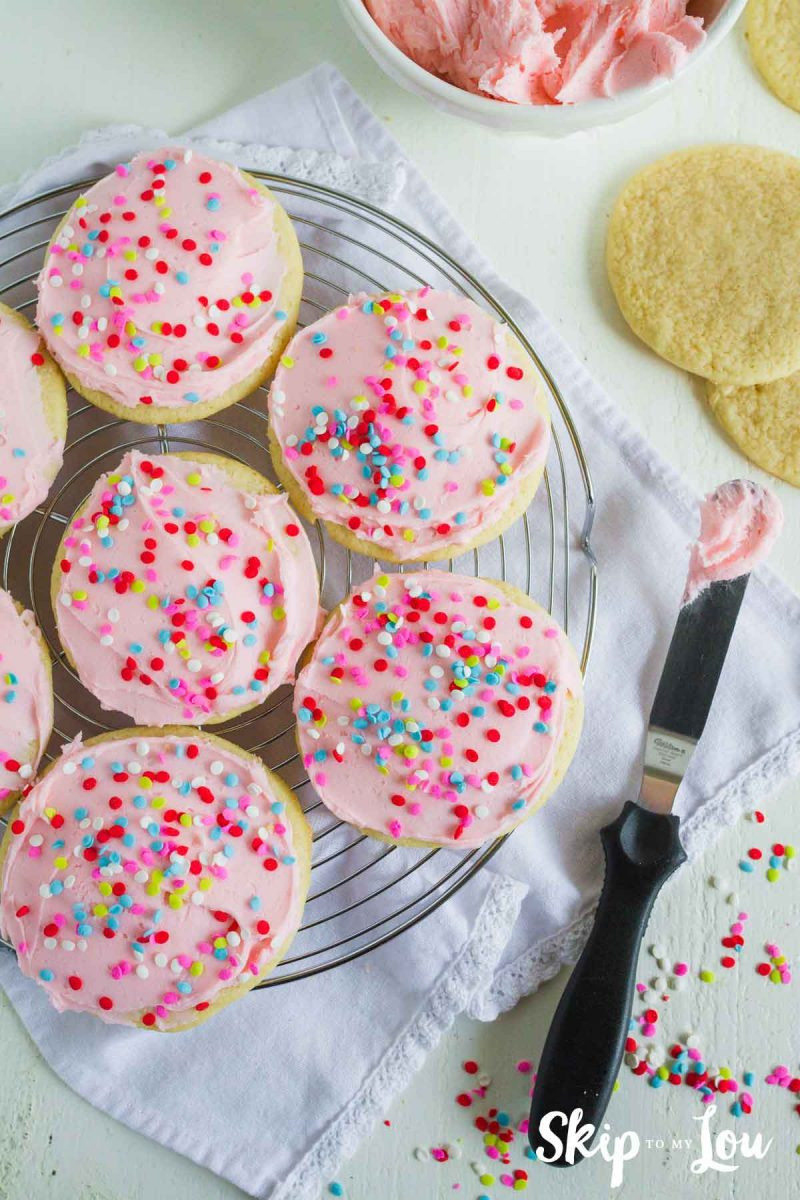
339, 0, 747, 134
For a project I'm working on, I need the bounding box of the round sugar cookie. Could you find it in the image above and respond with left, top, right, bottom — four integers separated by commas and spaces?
706, 374, 800, 486
268, 289, 550, 563
748, 0, 800, 113
0, 588, 53, 814
0, 728, 311, 1030
294, 570, 583, 849
0, 302, 66, 534
52, 450, 320, 726
607, 145, 800, 385
36, 147, 303, 424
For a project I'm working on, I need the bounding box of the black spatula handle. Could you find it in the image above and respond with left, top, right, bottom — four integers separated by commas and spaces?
528, 800, 686, 1166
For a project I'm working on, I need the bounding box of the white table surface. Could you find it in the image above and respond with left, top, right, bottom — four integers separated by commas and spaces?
0, 4, 798, 1198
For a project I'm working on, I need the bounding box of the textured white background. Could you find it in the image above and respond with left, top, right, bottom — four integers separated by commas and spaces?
0, 3, 798, 1198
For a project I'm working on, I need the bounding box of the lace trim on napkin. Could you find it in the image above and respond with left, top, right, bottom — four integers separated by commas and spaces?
470, 722, 800, 1022
273, 874, 526, 1200
0, 123, 405, 214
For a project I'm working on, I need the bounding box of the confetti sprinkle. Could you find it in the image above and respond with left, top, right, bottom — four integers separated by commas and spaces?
270, 288, 549, 560
1, 732, 306, 1029
36, 149, 295, 415
54, 450, 318, 725
295, 571, 581, 848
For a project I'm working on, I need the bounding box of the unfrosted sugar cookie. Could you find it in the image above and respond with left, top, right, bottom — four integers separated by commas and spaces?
0, 303, 66, 534
268, 290, 550, 562
52, 451, 319, 726
607, 145, 800, 385
748, 0, 800, 113
0, 729, 311, 1030
706, 375, 800, 487
36, 148, 302, 424
0, 588, 53, 814
294, 571, 583, 848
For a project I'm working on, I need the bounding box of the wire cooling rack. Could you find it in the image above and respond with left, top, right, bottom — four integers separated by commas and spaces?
0, 172, 597, 984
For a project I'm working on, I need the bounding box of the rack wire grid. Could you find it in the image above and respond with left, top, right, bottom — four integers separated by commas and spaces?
0, 172, 597, 985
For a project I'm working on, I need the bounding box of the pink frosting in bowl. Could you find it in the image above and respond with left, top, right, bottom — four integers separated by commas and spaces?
363, 0, 706, 106
683, 479, 783, 603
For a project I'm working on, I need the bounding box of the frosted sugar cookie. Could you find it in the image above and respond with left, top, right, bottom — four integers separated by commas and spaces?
0, 302, 66, 534
295, 570, 583, 849
0, 588, 53, 814
36, 148, 302, 424
269, 289, 550, 562
706, 375, 800, 487
607, 146, 800, 385
748, 0, 800, 113
52, 451, 319, 726
0, 729, 311, 1030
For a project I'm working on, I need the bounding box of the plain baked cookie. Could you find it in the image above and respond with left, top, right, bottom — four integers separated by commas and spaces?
294, 570, 583, 849
0, 588, 53, 814
748, 0, 800, 113
0, 302, 66, 534
706, 375, 800, 486
268, 289, 550, 563
36, 148, 303, 424
0, 728, 311, 1030
607, 145, 800, 385
52, 450, 320, 726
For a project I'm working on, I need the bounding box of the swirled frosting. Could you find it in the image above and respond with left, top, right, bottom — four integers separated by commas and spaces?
269, 289, 549, 559
0, 308, 64, 527
295, 571, 582, 847
684, 479, 783, 603
0, 589, 53, 811
54, 451, 320, 725
0, 732, 308, 1029
364, 0, 706, 105
36, 147, 295, 414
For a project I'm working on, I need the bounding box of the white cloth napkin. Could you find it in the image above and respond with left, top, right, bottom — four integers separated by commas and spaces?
1, 63, 799, 1199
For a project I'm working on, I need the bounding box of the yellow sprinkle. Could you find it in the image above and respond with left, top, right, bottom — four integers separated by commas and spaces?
186, 472, 201, 486
77, 344, 90, 357
124, 321, 136, 337
272, 606, 286, 621
186, 534, 200, 548
139, 776, 153, 791
53, 856, 68, 870
699, 968, 715, 983
198, 519, 215, 533
198, 877, 212, 891
179, 813, 192, 827
280, 355, 294, 368
190, 962, 204, 977
168, 894, 183, 909
98, 882, 112, 896
93, 904, 109, 917
131, 580, 145, 594
146, 595, 159, 610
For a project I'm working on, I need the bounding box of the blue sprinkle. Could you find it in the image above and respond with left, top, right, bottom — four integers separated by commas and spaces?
39, 969, 54, 982
176, 270, 189, 284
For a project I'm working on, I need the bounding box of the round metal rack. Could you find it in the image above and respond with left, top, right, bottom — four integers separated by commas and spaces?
0, 172, 597, 984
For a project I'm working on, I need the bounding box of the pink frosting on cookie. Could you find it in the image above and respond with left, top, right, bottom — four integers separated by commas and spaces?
270, 289, 549, 560
295, 571, 582, 848
0, 311, 64, 526
683, 480, 783, 604
0, 589, 52, 806
54, 451, 320, 725
365, 0, 705, 105
1, 732, 306, 1029
36, 147, 293, 414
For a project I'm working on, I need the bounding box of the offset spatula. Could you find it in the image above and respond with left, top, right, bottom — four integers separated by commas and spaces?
528, 568, 751, 1165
